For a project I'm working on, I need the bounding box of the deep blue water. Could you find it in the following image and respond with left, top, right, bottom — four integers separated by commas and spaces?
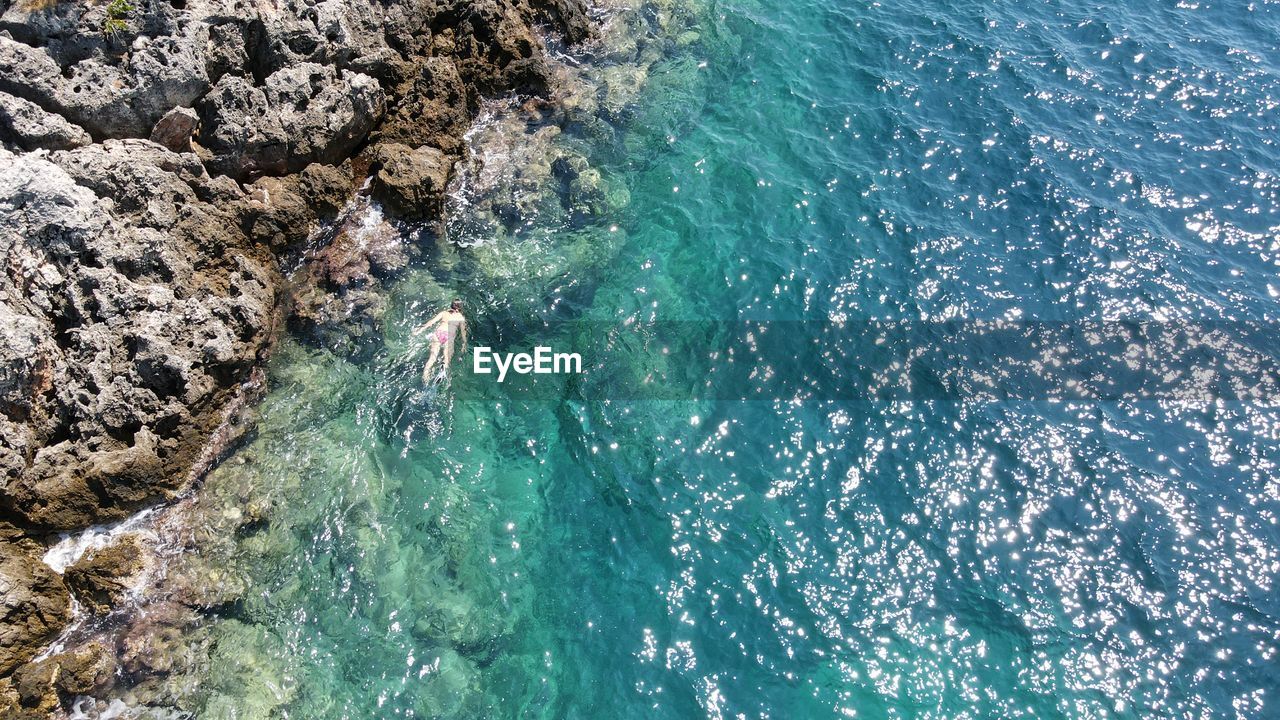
192, 0, 1280, 717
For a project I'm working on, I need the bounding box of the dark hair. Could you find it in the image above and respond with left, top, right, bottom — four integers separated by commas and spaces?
450, 299, 463, 311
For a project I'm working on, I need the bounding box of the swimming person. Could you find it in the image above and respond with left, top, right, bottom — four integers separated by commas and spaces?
411, 299, 468, 383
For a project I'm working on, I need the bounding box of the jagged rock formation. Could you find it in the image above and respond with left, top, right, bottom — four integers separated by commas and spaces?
0, 91, 90, 151
63, 533, 149, 615
0, 143, 275, 534
0, 540, 70, 676
0, 0, 591, 712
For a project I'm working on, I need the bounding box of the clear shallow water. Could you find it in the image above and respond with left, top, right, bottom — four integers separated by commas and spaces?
187, 0, 1280, 717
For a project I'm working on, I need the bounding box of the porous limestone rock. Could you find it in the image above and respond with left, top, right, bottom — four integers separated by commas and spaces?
379, 56, 472, 154
0, 91, 91, 151
198, 64, 386, 179
0, 24, 210, 140
0, 146, 275, 532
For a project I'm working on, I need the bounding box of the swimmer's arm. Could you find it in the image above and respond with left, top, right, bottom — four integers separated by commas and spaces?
411, 311, 447, 336
459, 321, 469, 352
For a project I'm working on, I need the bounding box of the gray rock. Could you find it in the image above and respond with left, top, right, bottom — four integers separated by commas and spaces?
200, 64, 385, 179
0, 0, 85, 45
196, 75, 289, 178
266, 63, 385, 168
0, 26, 210, 140
0, 37, 63, 118
0, 146, 275, 531
0, 306, 54, 425
205, 22, 249, 84
0, 91, 91, 151
50, 139, 216, 230
249, 0, 395, 77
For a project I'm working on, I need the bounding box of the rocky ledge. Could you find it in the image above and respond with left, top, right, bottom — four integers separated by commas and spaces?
0, 0, 589, 714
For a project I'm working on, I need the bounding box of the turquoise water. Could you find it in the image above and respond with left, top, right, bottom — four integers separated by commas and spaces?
178, 0, 1280, 718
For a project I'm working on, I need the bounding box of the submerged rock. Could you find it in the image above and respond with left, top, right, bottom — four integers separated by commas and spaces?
410, 646, 482, 718
119, 602, 207, 679
289, 202, 406, 357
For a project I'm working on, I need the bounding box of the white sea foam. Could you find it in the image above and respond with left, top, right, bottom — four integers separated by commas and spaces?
67, 696, 190, 720
42, 507, 156, 574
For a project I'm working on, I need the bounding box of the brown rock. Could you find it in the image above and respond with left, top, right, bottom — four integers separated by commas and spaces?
369, 142, 453, 220
0, 679, 21, 718
8, 431, 169, 532
296, 163, 356, 218
6, 642, 114, 715
245, 175, 316, 254
380, 57, 471, 154
11, 658, 60, 714
64, 534, 147, 615
0, 542, 70, 676
543, 0, 593, 44
52, 641, 116, 695
244, 163, 355, 253
452, 0, 555, 96
149, 106, 200, 153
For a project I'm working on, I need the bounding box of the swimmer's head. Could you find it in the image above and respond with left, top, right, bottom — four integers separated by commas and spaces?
450, 299, 463, 312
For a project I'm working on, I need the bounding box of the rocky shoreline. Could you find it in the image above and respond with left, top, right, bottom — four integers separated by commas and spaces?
0, 0, 593, 714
